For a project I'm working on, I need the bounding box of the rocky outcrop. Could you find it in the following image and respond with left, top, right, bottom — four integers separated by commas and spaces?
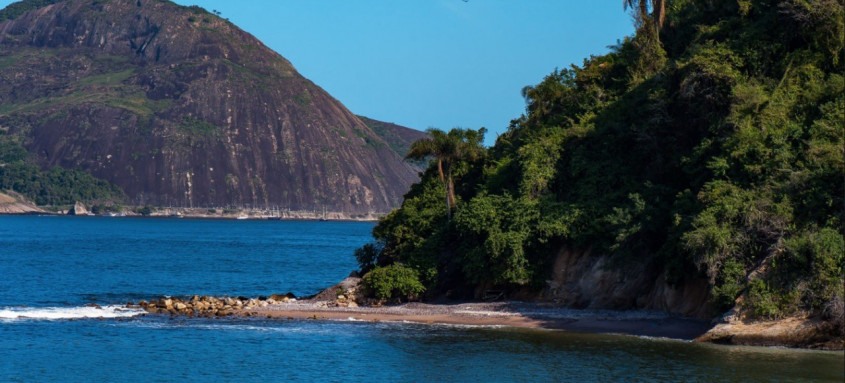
0, 191, 45, 214
66, 201, 91, 216
0, 0, 422, 214
309, 275, 366, 308
135, 278, 370, 318
542, 248, 712, 319
696, 316, 844, 350
136, 294, 299, 317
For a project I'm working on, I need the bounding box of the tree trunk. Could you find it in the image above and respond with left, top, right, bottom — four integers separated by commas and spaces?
438, 160, 451, 220
447, 175, 456, 209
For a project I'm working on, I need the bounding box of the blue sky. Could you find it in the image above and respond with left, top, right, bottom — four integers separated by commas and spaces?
1, 0, 635, 144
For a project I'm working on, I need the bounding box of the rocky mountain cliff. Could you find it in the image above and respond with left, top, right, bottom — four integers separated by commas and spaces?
0, 0, 426, 213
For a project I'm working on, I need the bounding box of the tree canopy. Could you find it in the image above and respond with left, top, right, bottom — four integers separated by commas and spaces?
356, 0, 844, 325
406, 127, 487, 219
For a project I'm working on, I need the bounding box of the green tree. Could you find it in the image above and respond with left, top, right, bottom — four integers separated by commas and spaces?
406, 127, 487, 220
623, 0, 666, 31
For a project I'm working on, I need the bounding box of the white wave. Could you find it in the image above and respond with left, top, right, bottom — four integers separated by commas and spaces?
392, 320, 506, 329
454, 310, 519, 317
0, 305, 145, 321
633, 334, 691, 343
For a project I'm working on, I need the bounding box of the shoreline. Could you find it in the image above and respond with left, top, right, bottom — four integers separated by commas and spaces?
0, 210, 382, 222
1, 190, 384, 221
133, 295, 843, 349
241, 301, 712, 340
136, 296, 710, 341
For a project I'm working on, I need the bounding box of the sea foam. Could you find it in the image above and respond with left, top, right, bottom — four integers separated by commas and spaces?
0, 305, 145, 321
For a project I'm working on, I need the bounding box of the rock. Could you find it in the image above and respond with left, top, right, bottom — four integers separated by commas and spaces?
174, 302, 187, 310
156, 298, 171, 309
347, 301, 358, 308
67, 201, 92, 216
0, 191, 46, 214
270, 293, 297, 301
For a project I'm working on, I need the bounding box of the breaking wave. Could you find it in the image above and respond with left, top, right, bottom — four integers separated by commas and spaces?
0, 305, 145, 321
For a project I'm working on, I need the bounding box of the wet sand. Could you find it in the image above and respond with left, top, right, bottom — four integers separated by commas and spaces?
241, 301, 711, 340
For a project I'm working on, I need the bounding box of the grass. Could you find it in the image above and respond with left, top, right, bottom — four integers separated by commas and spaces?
78, 69, 136, 87
178, 116, 220, 136
0, 49, 57, 71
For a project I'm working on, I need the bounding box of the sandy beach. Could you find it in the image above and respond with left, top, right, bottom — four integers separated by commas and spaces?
238, 301, 711, 340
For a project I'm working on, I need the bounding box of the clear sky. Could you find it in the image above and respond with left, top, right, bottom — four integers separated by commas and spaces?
1, 0, 635, 144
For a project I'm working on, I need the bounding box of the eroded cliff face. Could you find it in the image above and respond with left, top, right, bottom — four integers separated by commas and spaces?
543, 248, 712, 319
0, 0, 423, 213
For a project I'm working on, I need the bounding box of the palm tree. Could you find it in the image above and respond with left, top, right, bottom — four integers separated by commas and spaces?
406, 127, 486, 220
624, 0, 666, 30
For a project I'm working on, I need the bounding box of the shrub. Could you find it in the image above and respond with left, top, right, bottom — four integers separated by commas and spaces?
354, 242, 383, 275
362, 264, 425, 302
711, 257, 746, 311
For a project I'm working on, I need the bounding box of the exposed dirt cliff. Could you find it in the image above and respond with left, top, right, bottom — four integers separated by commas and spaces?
0, 0, 423, 213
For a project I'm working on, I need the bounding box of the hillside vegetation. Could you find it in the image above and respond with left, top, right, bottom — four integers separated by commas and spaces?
0, 133, 125, 206
358, 0, 844, 327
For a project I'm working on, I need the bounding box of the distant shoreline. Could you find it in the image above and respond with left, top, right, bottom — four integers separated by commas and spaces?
0, 212, 382, 222
0, 191, 386, 221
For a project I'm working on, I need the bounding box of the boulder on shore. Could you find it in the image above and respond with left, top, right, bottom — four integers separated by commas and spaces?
67, 201, 92, 216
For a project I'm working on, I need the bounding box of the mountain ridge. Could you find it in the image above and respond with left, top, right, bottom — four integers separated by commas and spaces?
0, 0, 424, 213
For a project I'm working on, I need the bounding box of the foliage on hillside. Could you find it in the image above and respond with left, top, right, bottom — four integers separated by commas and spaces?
358, 0, 844, 322
0, 134, 125, 206
0, 0, 60, 21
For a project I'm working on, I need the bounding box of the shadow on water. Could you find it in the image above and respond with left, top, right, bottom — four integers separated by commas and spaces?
460, 300, 714, 340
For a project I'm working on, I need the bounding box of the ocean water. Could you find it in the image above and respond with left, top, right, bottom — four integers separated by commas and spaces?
0, 216, 842, 382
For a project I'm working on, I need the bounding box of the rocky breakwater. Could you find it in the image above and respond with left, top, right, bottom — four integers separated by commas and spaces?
133, 276, 368, 318
136, 294, 298, 318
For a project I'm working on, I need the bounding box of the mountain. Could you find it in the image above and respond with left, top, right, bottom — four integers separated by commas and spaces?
358, 116, 428, 162
0, 0, 423, 213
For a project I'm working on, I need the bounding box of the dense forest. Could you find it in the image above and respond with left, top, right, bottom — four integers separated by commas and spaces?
357, 0, 844, 325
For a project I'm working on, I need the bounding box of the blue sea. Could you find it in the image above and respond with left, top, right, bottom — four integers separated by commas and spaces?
0, 216, 842, 382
